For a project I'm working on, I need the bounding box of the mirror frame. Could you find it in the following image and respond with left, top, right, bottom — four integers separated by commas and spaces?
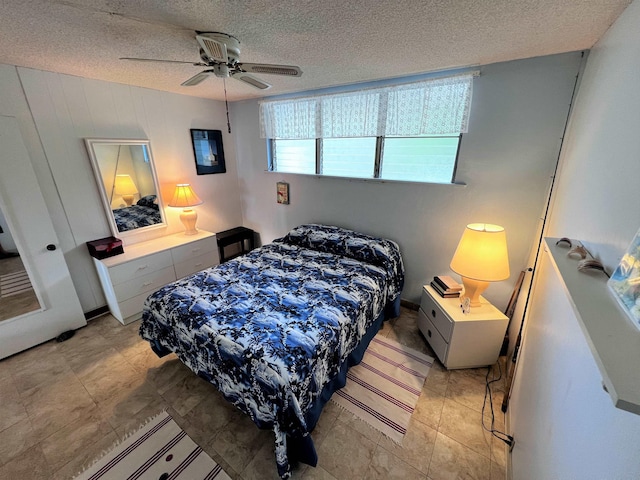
84, 138, 166, 238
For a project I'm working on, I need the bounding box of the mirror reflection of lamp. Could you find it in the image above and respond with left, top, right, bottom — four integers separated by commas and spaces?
114, 174, 139, 206
168, 184, 203, 235
449, 223, 510, 308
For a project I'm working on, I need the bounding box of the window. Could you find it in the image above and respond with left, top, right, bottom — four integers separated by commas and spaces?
261, 73, 474, 184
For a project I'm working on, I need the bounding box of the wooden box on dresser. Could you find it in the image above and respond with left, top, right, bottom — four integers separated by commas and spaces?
93, 230, 219, 325
418, 284, 508, 369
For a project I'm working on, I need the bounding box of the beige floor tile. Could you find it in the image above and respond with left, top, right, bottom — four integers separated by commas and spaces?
21, 371, 97, 439
161, 372, 218, 416
40, 408, 117, 473
10, 348, 72, 395
98, 377, 165, 431
336, 408, 382, 444
295, 465, 338, 480
428, 432, 490, 480
311, 398, 340, 446
316, 419, 377, 480
413, 386, 445, 431
210, 410, 273, 474
0, 444, 51, 480
0, 417, 39, 466
0, 376, 28, 432
423, 362, 450, 396
437, 399, 492, 459
144, 356, 193, 394
76, 351, 140, 404
377, 417, 437, 474
365, 444, 428, 480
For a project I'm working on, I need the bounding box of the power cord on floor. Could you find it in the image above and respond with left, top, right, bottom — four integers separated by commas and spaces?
482, 358, 515, 450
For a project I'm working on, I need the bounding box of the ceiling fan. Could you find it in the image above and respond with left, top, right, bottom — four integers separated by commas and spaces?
121, 32, 303, 90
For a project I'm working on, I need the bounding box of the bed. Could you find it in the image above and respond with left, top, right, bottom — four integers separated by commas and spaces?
139, 224, 404, 478
112, 195, 162, 232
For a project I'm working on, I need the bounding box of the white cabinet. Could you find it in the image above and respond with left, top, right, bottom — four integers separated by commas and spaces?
93, 231, 218, 325
417, 285, 508, 369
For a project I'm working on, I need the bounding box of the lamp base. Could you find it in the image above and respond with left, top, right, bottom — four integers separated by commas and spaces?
122, 195, 135, 206
460, 277, 489, 308
179, 208, 198, 235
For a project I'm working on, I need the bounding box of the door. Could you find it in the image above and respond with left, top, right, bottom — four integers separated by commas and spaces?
0, 115, 85, 359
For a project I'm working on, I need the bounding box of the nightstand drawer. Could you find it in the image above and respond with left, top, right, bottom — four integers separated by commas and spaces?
418, 308, 448, 363
421, 287, 454, 340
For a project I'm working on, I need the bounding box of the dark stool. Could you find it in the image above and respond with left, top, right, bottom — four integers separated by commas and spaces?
216, 227, 255, 263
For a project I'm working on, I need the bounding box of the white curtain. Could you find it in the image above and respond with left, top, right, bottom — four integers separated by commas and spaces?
259, 73, 476, 139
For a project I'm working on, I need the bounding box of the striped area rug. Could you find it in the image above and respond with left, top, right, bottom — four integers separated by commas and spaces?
332, 334, 434, 443
74, 411, 230, 480
0, 270, 33, 298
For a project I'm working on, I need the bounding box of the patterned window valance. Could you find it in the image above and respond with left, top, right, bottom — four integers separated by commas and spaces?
259, 73, 476, 139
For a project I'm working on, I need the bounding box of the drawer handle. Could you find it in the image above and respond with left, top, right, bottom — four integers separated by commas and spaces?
427, 329, 432, 338
431, 309, 436, 318
137, 265, 149, 270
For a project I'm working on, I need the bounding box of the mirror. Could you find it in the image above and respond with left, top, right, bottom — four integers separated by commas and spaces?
0, 206, 40, 322
85, 139, 166, 237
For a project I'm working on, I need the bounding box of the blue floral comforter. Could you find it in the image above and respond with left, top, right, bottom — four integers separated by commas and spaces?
139, 224, 404, 478
113, 204, 161, 232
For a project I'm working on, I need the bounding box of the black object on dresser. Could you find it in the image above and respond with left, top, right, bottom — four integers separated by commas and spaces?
216, 226, 255, 263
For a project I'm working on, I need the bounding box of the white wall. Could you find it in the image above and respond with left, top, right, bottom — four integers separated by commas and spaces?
231, 53, 583, 309
0, 66, 243, 313
508, 1, 640, 478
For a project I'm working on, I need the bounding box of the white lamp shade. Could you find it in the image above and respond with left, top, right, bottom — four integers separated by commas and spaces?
113, 174, 139, 195
168, 184, 203, 208
450, 223, 510, 282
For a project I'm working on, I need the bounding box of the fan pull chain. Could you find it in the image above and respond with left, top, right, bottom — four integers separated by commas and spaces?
223, 78, 231, 134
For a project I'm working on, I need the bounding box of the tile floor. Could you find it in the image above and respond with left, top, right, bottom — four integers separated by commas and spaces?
0, 307, 508, 480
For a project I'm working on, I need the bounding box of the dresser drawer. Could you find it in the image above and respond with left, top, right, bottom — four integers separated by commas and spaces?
418, 308, 448, 363
171, 236, 217, 264
108, 250, 173, 285
420, 288, 454, 340
118, 292, 154, 324
113, 265, 176, 301
174, 252, 216, 279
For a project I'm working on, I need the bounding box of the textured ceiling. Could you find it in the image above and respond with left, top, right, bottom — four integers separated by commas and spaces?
0, 0, 631, 102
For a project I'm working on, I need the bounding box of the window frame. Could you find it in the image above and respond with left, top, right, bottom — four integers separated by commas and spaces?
267, 134, 463, 185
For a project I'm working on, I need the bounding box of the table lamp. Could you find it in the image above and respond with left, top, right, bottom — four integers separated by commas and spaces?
114, 174, 139, 206
450, 223, 510, 308
168, 184, 203, 235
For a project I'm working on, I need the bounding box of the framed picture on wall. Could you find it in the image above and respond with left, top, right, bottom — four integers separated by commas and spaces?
190, 129, 226, 175
277, 182, 289, 204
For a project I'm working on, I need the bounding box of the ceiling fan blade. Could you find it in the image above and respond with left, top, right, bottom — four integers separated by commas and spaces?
120, 57, 207, 66
181, 70, 214, 87
237, 63, 302, 77
196, 34, 228, 62
231, 72, 271, 90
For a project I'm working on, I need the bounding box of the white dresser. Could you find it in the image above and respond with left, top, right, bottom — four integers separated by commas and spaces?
93, 230, 219, 325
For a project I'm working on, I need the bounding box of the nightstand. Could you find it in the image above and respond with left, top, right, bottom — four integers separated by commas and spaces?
418, 284, 508, 369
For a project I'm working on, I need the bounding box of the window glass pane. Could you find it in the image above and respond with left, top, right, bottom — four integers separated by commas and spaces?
322, 138, 376, 178
272, 139, 316, 174
381, 136, 459, 183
